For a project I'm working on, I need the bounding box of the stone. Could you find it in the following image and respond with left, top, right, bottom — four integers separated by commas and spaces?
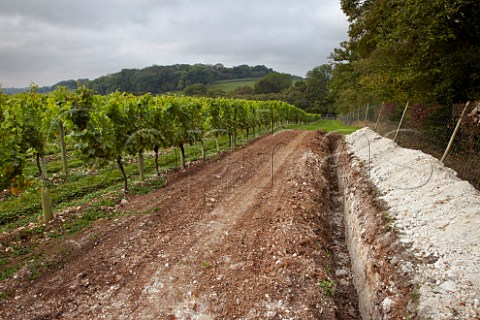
335, 269, 348, 277
382, 297, 394, 313
440, 280, 457, 292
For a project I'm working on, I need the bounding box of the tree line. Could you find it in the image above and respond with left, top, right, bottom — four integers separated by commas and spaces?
2, 64, 274, 96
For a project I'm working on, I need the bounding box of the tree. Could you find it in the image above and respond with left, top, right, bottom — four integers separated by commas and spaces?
254, 72, 293, 94
304, 65, 333, 114
332, 0, 480, 107
184, 83, 208, 96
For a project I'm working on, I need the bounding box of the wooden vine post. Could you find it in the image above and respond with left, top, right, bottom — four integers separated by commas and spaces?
393, 101, 410, 142
441, 101, 470, 163
374, 102, 385, 132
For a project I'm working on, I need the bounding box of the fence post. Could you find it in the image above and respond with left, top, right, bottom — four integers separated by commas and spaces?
393, 101, 410, 142
374, 102, 385, 132
440, 101, 470, 163
364, 103, 370, 125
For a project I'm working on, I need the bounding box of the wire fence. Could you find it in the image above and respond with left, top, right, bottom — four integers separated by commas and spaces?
338, 101, 480, 190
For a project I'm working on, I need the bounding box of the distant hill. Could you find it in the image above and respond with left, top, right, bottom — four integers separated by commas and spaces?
2, 63, 276, 95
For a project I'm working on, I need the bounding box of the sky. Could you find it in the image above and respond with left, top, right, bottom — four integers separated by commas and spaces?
0, 0, 349, 88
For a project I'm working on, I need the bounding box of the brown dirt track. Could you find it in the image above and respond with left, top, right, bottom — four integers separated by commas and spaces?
0, 130, 361, 320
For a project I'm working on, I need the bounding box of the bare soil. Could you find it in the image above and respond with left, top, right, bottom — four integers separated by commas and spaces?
0, 130, 361, 320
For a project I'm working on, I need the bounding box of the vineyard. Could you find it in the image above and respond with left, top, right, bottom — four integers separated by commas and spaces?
1, 88, 479, 318
0, 86, 318, 226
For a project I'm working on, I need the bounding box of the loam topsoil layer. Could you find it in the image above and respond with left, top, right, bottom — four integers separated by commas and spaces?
0, 130, 403, 319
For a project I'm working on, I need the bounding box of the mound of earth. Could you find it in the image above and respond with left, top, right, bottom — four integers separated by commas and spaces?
346, 127, 480, 319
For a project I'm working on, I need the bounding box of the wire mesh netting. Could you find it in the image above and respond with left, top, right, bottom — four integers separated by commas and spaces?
338, 101, 480, 190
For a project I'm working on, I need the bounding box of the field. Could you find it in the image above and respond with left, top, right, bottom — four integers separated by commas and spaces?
208, 78, 258, 92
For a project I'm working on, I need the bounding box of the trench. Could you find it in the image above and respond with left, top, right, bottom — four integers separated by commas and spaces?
322, 134, 416, 320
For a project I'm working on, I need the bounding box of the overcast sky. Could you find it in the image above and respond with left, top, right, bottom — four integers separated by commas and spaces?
0, 0, 349, 88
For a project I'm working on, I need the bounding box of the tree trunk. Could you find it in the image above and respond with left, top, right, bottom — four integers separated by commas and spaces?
228, 133, 232, 148
38, 154, 54, 222
252, 126, 255, 138
36, 153, 42, 179
116, 156, 128, 192
246, 128, 249, 141
154, 145, 160, 176
41, 187, 54, 222
59, 121, 68, 177
233, 129, 237, 147
138, 150, 145, 182
179, 144, 186, 168
37, 153, 48, 181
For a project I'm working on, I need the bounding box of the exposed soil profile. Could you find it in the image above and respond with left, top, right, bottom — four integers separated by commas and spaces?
0, 131, 363, 320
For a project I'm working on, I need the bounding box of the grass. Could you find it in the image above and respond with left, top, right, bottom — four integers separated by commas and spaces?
208, 78, 258, 92
287, 119, 361, 134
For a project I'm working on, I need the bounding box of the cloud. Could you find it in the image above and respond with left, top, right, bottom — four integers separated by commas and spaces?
0, 0, 348, 87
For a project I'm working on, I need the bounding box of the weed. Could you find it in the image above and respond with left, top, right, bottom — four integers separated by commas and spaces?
0, 290, 13, 300
28, 261, 43, 280
322, 248, 332, 258
0, 257, 9, 269
412, 284, 421, 302
143, 206, 161, 215
62, 208, 110, 234
31, 225, 45, 234
318, 279, 336, 296
202, 261, 212, 269
130, 178, 165, 195
0, 264, 21, 281
88, 232, 101, 242
382, 211, 395, 231
11, 244, 33, 257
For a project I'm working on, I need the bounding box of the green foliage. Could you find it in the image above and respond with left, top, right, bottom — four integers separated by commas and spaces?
254, 72, 293, 94
303, 65, 333, 114
210, 79, 257, 92
287, 119, 360, 134
1, 90, 319, 230
184, 83, 208, 96
332, 0, 480, 111
318, 279, 336, 296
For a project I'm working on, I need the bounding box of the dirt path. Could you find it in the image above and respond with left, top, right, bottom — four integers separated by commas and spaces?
0, 130, 360, 320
